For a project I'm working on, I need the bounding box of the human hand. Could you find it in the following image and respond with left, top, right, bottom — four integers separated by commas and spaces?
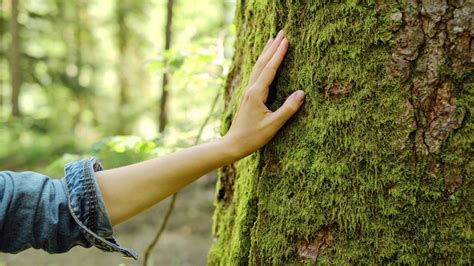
224, 30, 305, 159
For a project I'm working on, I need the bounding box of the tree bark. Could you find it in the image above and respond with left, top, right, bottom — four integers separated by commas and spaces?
210, 1, 473, 264
158, 0, 174, 132
8, 0, 21, 117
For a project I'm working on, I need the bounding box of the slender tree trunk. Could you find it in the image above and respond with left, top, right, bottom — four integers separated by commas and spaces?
116, 0, 130, 135
158, 0, 174, 132
8, 0, 21, 117
210, 1, 473, 264
0, 5, 5, 115
71, 0, 85, 132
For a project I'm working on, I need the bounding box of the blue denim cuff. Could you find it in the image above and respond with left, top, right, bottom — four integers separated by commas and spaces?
63, 157, 138, 260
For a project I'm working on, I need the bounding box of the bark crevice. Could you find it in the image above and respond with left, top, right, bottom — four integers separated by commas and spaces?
390, 0, 472, 193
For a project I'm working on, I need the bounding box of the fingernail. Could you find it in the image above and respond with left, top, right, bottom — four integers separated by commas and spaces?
277, 30, 283, 38
294, 90, 305, 101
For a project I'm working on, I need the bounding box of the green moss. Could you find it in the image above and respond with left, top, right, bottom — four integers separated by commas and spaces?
210, 0, 473, 264
209, 154, 262, 264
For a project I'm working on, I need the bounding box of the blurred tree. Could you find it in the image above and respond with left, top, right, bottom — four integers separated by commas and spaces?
114, 0, 149, 135
158, 0, 175, 132
0, 2, 6, 115
115, 0, 131, 135
143, 1, 234, 264
68, 0, 96, 131
210, 1, 472, 264
8, 0, 21, 117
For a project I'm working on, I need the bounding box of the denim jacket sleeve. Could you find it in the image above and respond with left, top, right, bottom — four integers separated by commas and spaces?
0, 157, 138, 260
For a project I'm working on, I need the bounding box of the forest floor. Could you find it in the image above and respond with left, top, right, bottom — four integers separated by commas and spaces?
0, 172, 217, 266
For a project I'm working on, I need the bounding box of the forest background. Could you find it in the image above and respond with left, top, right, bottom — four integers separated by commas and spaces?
0, 0, 236, 265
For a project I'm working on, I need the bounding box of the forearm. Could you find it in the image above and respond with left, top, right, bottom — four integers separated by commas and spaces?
95, 136, 239, 226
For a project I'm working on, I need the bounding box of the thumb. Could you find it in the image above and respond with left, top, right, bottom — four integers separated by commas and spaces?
270, 90, 305, 126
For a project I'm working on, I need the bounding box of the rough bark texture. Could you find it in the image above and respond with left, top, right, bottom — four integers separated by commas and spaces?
209, 0, 473, 264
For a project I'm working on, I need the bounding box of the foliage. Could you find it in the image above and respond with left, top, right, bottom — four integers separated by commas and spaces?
90, 136, 157, 168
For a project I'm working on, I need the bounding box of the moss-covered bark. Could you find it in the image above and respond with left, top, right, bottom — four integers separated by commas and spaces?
210, 1, 473, 264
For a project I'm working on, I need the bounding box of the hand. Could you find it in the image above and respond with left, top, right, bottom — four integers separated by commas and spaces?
224, 30, 305, 159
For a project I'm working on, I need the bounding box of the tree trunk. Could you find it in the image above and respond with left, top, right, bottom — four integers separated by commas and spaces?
8, 0, 21, 117
158, 0, 174, 132
0, 7, 5, 114
71, 0, 86, 132
210, 1, 472, 264
115, 0, 131, 135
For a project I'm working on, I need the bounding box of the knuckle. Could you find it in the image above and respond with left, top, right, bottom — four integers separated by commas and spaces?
286, 102, 298, 113
264, 65, 278, 74
253, 61, 263, 69
259, 54, 270, 63
269, 115, 284, 128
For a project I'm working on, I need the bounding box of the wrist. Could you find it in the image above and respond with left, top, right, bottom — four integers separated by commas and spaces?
220, 134, 246, 162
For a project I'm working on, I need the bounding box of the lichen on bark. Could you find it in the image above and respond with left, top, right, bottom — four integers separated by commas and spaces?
209, 0, 473, 264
